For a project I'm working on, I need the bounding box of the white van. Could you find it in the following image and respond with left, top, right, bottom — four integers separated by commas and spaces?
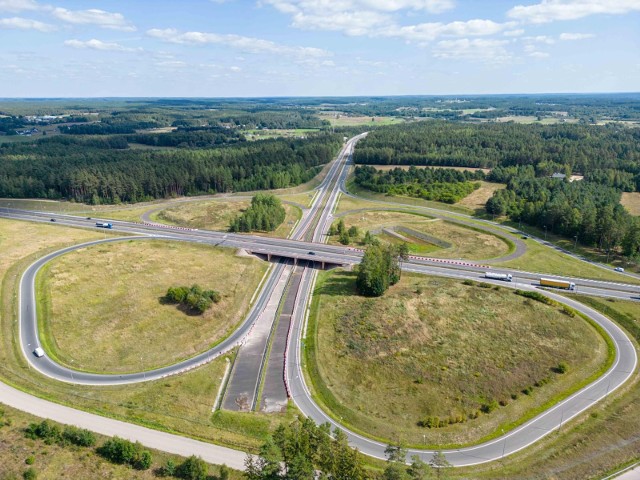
614, 267, 625, 272
33, 347, 45, 357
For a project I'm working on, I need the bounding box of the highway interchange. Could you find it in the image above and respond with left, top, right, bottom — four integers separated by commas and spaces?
0, 133, 639, 473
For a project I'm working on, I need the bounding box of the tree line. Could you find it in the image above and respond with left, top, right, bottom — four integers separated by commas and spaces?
353, 121, 640, 178
354, 165, 483, 204
0, 134, 342, 203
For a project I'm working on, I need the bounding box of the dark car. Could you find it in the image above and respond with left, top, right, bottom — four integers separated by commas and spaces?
308, 251, 316, 255
50, 218, 56, 222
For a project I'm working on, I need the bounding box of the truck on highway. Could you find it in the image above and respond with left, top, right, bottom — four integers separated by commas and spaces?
485, 272, 512, 282
540, 278, 575, 290
95, 222, 113, 229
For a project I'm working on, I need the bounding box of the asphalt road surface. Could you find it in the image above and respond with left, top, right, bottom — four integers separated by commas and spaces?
1, 132, 638, 470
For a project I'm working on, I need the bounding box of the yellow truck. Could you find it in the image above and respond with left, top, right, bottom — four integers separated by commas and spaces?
540, 278, 575, 290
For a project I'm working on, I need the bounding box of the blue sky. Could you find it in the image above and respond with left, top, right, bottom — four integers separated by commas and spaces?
1, 0, 639, 97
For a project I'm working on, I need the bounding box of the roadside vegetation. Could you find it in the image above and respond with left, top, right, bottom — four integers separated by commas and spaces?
37, 240, 267, 373
0, 405, 240, 479
305, 271, 608, 446
229, 194, 286, 233
328, 210, 510, 260
156, 199, 300, 238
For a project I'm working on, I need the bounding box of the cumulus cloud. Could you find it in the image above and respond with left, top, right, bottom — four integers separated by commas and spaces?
559, 32, 595, 40
508, 0, 640, 24
529, 51, 550, 58
382, 19, 516, 44
263, 0, 455, 35
51, 7, 136, 31
64, 39, 142, 52
0, 16, 54, 31
146, 28, 331, 57
432, 38, 511, 62
0, 0, 38, 13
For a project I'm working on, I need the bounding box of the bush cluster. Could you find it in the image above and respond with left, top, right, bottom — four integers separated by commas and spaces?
165, 284, 221, 314
514, 289, 554, 305
229, 193, 286, 232
97, 437, 152, 470
25, 420, 96, 447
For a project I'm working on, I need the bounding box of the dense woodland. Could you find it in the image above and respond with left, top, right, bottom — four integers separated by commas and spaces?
354, 121, 640, 258
354, 165, 483, 204
0, 133, 342, 203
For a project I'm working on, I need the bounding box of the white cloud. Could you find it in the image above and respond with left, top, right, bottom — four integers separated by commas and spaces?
263, 0, 455, 35
508, 0, 640, 24
523, 35, 556, 44
0, 0, 38, 13
382, 19, 516, 44
64, 39, 141, 52
504, 28, 525, 36
146, 28, 331, 57
51, 7, 136, 31
529, 51, 550, 58
0, 16, 54, 31
432, 38, 511, 62
559, 32, 595, 40
230, 65, 241, 71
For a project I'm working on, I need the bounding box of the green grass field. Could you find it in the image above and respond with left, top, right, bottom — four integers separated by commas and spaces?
37, 240, 267, 373
457, 295, 640, 480
305, 271, 608, 447
331, 210, 510, 260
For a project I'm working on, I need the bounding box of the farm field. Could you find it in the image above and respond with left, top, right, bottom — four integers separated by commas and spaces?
305, 271, 608, 447
38, 240, 267, 373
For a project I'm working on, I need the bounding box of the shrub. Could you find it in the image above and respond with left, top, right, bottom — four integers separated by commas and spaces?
478, 282, 493, 289
481, 400, 499, 414
159, 459, 177, 477
514, 289, 554, 305
522, 386, 533, 395
22, 468, 37, 480
164, 284, 220, 314
177, 455, 208, 480
555, 361, 569, 374
62, 426, 96, 447
561, 305, 577, 317
25, 456, 35, 465
462, 279, 475, 286
97, 437, 152, 470
219, 464, 230, 480
25, 421, 61, 444
499, 399, 509, 407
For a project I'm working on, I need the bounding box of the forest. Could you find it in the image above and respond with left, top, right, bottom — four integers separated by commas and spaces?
353, 120, 640, 257
354, 165, 483, 204
0, 133, 342, 203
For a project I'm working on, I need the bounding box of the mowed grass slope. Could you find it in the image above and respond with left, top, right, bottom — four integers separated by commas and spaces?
156, 200, 301, 238
39, 240, 267, 373
307, 271, 608, 446
331, 210, 510, 260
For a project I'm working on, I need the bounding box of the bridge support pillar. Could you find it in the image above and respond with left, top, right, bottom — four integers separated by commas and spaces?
321, 261, 325, 270
267, 253, 271, 262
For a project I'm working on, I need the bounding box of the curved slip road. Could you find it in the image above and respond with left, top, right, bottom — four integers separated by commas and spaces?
20, 235, 286, 385
2, 131, 639, 469
286, 267, 638, 466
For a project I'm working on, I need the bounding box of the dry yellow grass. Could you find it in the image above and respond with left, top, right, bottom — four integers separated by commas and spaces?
457, 181, 506, 211
308, 271, 608, 446
156, 200, 301, 238
332, 210, 509, 260
621, 192, 640, 216
39, 240, 267, 373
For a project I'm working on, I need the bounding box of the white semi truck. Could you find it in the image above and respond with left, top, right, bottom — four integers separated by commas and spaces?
484, 272, 513, 282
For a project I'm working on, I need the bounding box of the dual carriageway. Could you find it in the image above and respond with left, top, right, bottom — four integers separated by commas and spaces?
0, 133, 638, 470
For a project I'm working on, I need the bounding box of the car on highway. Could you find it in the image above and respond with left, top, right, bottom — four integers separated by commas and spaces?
33, 347, 45, 357
50, 218, 56, 222
614, 267, 625, 272
308, 251, 316, 255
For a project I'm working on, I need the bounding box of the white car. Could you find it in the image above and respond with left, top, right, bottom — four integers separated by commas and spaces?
614, 267, 625, 272
33, 347, 45, 358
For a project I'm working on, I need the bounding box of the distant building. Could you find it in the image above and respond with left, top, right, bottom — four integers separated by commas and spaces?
550, 172, 567, 179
